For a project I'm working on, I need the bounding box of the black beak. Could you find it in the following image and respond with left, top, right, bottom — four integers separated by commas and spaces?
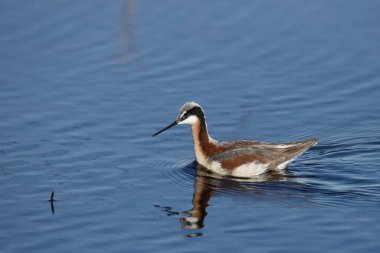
152, 120, 178, 136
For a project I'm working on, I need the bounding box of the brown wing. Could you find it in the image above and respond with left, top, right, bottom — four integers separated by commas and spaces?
212, 139, 317, 170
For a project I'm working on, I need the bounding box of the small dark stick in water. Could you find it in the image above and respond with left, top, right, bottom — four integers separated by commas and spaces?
49, 191, 55, 202
49, 191, 55, 215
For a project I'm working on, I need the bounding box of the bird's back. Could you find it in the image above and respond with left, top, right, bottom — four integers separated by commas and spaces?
210, 139, 317, 172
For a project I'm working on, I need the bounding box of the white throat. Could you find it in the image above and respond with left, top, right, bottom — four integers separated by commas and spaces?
178, 115, 198, 125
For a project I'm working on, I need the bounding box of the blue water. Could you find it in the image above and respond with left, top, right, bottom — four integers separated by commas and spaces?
1, 1, 380, 252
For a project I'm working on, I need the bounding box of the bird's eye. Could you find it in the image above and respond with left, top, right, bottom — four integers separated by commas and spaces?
184, 112, 189, 118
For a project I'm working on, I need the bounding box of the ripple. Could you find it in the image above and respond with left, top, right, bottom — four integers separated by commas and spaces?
144, 152, 196, 190
52, 122, 97, 134
145, 151, 306, 201
0, 144, 39, 156
147, 151, 314, 206
147, 148, 380, 209
45, 151, 116, 165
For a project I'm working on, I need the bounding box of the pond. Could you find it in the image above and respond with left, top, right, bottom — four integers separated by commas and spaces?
1, 1, 380, 252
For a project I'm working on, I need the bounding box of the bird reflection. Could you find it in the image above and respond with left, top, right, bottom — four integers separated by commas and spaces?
155, 164, 291, 236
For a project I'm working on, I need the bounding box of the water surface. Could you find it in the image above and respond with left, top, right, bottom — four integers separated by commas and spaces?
1, 1, 380, 252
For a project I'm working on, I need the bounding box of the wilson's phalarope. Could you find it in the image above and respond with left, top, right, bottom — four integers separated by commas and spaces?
153, 102, 317, 178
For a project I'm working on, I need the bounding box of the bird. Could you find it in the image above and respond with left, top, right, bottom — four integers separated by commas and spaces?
152, 102, 317, 178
